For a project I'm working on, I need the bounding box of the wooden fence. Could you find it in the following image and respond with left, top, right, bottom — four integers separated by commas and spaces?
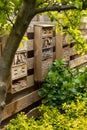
0, 23, 57, 129
1, 17, 87, 128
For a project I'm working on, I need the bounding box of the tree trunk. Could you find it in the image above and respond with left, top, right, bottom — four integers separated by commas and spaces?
0, 0, 36, 124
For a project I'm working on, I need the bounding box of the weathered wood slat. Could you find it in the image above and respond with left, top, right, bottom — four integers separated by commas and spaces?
34, 26, 43, 81
27, 58, 34, 70
2, 89, 41, 120
56, 34, 63, 59
69, 55, 87, 68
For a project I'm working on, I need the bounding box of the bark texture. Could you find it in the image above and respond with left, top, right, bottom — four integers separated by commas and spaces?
0, 0, 36, 124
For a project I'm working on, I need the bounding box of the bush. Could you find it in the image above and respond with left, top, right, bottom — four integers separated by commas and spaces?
6, 100, 87, 130
39, 59, 87, 108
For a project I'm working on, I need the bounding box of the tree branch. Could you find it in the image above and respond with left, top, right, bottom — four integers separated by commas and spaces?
35, 4, 77, 14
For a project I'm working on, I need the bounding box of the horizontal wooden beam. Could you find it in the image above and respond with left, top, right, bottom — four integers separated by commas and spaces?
69, 55, 87, 68
2, 89, 41, 120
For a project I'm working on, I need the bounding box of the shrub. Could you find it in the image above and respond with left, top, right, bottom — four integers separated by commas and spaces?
6, 100, 87, 130
6, 112, 29, 130
39, 59, 87, 108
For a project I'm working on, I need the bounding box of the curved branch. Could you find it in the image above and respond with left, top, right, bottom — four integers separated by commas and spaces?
35, 4, 77, 14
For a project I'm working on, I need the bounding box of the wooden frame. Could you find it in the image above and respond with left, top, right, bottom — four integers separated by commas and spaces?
34, 24, 55, 81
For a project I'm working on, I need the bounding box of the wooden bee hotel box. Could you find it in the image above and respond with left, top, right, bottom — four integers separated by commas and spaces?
34, 24, 55, 82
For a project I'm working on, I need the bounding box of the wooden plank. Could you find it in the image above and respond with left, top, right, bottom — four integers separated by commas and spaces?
34, 26, 42, 81
2, 89, 41, 120
69, 55, 87, 68
1, 108, 40, 130
56, 33, 63, 59
27, 75, 34, 87
27, 58, 34, 70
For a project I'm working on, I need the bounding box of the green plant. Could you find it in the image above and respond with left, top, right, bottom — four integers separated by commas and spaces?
39, 59, 87, 108
6, 112, 29, 130
6, 100, 87, 130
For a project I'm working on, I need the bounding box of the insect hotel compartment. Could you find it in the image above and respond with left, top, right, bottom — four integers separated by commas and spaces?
12, 51, 27, 80
42, 27, 53, 36
12, 51, 27, 65
42, 48, 53, 60
11, 77, 27, 93
12, 63, 27, 80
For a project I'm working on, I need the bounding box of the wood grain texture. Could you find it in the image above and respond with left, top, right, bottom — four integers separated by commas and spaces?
27, 58, 34, 70
2, 89, 41, 120
69, 55, 87, 68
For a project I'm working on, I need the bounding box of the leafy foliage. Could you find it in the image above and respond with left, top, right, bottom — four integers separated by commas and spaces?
6, 101, 87, 130
6, 112, 29, 130
1, 0, 87, 52
48, 9, 87, 53
0, 0, 21, 33
39, 59, 87, 109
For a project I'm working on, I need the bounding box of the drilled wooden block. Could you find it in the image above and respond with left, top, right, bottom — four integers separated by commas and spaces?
11, 77, 27, 93
12, 63, 27, 80
12, 52, 27, 65
42, 26, 53, 37
42, 48, 53, 61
